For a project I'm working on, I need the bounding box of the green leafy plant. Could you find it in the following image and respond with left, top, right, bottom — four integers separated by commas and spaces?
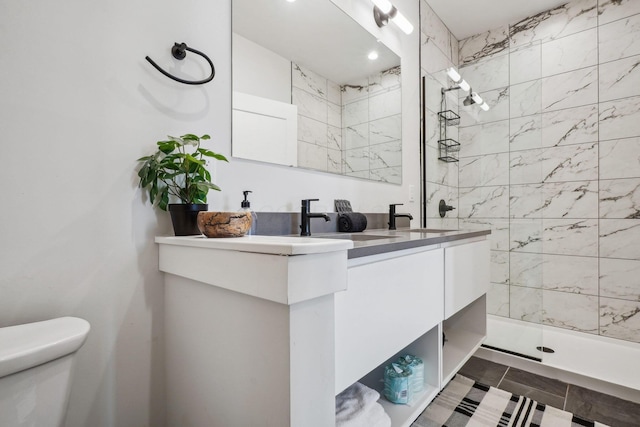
136, 133, 228, 210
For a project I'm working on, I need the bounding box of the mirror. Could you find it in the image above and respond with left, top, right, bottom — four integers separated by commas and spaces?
232, 0, 402, 183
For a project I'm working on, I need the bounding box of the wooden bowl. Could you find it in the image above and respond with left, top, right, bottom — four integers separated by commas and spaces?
197, 211, 252, 238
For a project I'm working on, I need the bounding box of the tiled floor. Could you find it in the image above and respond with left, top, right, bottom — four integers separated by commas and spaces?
458, 356, 640, 427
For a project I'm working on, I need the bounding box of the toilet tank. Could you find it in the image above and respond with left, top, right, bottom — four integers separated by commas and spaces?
0, 317, 90, 427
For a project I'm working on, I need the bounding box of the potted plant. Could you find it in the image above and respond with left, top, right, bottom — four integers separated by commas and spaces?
136, 133, 228, 235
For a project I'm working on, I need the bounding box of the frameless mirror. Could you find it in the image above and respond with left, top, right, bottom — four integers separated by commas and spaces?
232, 0, 402, 183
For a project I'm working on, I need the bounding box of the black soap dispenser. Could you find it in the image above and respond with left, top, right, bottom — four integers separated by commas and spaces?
241, 190, 257, 235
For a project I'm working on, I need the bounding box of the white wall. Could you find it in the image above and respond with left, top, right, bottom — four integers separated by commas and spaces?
0, 0, 419, 425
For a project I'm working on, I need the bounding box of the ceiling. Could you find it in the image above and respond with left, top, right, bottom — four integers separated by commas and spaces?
426, 0, 570, 40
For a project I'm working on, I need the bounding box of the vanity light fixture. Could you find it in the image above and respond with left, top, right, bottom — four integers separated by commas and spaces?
372, 0, 414, 35
446, 67, 461, 82
463, 89, 490, 112
446, 67, 490, 111
445, 67, 469, 92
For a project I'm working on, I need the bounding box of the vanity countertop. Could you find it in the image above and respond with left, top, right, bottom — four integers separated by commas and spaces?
312, 228, 491, 259
155, 234, 354, 255
156, 228, 490, 258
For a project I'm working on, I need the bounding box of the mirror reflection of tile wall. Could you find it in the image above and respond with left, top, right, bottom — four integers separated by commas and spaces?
293, 63, 402, 183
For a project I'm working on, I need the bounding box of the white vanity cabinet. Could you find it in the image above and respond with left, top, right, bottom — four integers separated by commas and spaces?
442, 239, 490, 384
335, 247, 444, 394
444, 239, 490, 318
156, 232, 489, 427
336, 246, 444, 426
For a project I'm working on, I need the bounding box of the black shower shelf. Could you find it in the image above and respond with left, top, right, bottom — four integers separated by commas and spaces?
437, 110, 460, 126
438, 138, 460, 163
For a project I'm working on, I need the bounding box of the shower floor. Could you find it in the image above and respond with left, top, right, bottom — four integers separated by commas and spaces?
479, 315, 640, 404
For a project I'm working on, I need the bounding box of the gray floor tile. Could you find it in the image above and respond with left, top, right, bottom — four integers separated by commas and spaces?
458, 356, 509, 387
565, 384, 640, 427
498, 379, 566, 409
502, 367, 569, 397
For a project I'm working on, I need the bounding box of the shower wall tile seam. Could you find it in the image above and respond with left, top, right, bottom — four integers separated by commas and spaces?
458, 103, 602, 128
597, 294, 640, 303
598, 51, 640, 68
595, 92, 640, 106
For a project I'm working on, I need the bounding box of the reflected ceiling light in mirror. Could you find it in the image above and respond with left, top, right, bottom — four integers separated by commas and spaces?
372, 0, 414, 35
446, 67, 490, 111
368, 51, 379, 60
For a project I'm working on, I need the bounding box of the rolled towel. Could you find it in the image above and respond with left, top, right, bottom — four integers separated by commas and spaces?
336, 382, 391, 427
338, 212, 367, 232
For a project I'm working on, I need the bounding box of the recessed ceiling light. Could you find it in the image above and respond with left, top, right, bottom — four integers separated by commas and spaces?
368, 51, 379, 60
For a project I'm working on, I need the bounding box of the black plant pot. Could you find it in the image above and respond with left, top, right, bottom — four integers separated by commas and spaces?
168, 203, 208, 236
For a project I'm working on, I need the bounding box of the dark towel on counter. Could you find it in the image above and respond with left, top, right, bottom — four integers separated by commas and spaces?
338, 213, 367, 232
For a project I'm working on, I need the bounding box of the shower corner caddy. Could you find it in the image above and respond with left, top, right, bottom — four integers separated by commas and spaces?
437, 109, 460, 163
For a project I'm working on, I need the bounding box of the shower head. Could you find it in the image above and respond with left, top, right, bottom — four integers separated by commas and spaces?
463, 90, 490, 111
464, 91, 482, 106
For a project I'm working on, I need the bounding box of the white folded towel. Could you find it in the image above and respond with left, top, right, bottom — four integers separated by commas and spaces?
336, 382, 391, 427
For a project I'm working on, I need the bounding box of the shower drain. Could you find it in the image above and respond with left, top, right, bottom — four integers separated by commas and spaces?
536, 346, 555, 353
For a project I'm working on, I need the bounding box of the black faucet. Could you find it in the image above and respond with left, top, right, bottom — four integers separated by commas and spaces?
300, 199, 331, 236
388, 203, 413, 230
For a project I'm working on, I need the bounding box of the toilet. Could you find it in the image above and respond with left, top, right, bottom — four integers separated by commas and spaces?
0, 317, 90, 427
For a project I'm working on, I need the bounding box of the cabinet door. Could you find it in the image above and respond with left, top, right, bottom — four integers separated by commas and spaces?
444, 240, 490, 319
334, 248, 444, 394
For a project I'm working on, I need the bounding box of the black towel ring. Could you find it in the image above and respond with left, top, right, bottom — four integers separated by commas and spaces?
145, 42, 215, 85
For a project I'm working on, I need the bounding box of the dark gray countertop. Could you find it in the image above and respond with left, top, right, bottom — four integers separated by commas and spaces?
309, 228, 491, 259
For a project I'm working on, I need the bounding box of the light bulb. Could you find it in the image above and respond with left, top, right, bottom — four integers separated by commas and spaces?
480, 102, 490, 111
471, 92, 483, 104
372, 0, 394, 14
458, 79, 470, 92
446, 67, 461, 82
368, 51, 379, 60
392, 10, 414, 34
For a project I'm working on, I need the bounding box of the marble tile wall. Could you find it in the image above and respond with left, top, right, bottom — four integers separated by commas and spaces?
292, 63, 402, 183
420, 0, 460, 229
342, 66, 402, 183
455, 0, 640, 343
292, 63, 343, 174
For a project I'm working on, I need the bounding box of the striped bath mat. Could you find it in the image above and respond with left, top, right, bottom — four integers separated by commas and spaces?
412, 374, 609, 427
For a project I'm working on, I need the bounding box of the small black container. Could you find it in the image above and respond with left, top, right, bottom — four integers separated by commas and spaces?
168, 203, 208, 236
